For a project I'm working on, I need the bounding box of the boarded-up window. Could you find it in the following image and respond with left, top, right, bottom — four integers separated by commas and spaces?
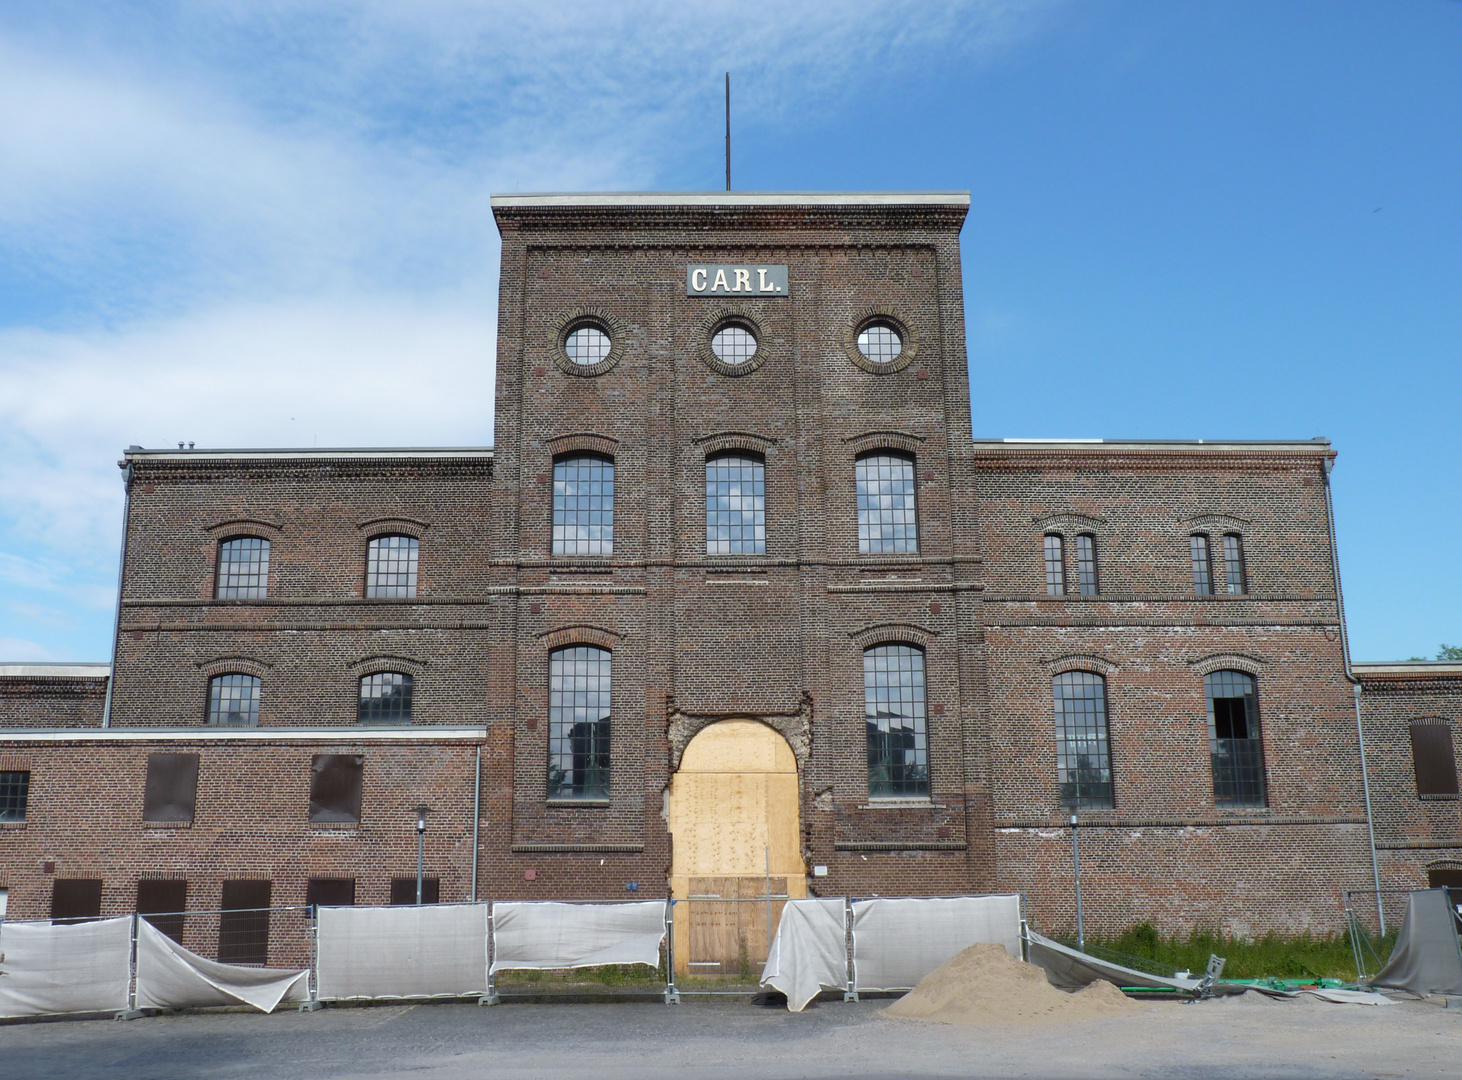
1411, 722, 1460, 798
389, 876, 440, 905
219, 880, 271, 965
142, 753, 199, 824
137, 879, 187, 943
306, 878, 356, 908
309, 755, 364, 824
50, 878, 103, 924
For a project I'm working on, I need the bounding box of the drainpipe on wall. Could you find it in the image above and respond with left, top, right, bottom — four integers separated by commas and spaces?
100, 455, 135, 729
471, 744, 482, 902
1323, 452, 1384, 933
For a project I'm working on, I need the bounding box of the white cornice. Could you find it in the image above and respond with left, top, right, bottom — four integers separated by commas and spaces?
491, 191, 970, 208
0, 725, 487, 743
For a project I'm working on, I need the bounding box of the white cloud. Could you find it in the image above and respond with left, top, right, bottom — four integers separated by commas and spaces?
0, 637, 57, 662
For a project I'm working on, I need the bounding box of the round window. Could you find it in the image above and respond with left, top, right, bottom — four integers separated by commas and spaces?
564, 325, 612, 366
711, 324, 758, 366
856, 322, 903, 364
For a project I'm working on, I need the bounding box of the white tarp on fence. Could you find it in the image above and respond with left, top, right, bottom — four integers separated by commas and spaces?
758, 898, 848, 1012
852, 894, 1022, 992
490, 901, 666, 973
134, 919, 307, 1012
0, 916, 132, 1018
316, 904, 488, 1000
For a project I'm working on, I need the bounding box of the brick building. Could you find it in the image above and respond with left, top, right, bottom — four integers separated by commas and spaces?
1, 191, 1458, 942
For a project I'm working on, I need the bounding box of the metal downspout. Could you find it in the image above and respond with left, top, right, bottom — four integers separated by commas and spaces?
1324, 454, 1384, 932
101, 458, 134, 728
471, 743, 482, 902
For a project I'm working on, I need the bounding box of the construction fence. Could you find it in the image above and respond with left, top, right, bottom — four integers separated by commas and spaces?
0, 893, 1025, 1019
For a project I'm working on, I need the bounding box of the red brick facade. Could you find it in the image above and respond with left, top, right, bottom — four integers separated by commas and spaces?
2, 192, 1458, 940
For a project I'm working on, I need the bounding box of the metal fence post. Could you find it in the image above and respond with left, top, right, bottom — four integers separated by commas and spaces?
300, 906, 324, 1011
663, 899, 679, 1005
479, 900, 500, 1005
115, 912, 145, 1021
843, 897, 858, 1002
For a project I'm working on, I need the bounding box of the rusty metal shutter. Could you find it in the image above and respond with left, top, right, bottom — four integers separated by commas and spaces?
1410, 722, 1460, 797
137, 878, 187, 943
305, 878, 356, 908
389, 876, 440, 905
308, 754, 364, 824
142, 753, 199, 824
50, 878, 103, 923
219, 879, 272, 965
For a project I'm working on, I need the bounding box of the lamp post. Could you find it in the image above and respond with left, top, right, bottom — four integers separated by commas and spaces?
1070, 812, 1085, 952
414, 805, 433, 905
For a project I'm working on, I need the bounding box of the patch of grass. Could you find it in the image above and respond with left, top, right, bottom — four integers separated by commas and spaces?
1072, 921, 1397, 982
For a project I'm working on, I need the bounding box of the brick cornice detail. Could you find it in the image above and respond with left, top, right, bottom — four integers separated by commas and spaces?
849, 622, 937, 650
537, 624, 621, 652
844, 430, 926, 457
1044, 653, 1118, 677
1188, 652, 1271, 677
546, 433, 620, 459
196, 656, 271, 679
206, 518, 283, 540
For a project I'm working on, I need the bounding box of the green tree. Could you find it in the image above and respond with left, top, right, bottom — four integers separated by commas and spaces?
1439, 644, 1462, 661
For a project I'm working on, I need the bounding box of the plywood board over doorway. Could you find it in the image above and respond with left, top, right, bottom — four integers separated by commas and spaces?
667, 719, 806, 976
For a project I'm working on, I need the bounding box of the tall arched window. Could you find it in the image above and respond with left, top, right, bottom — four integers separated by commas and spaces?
359, 672, 413, 724
552, 456, 614, 556
705, 453, 765, 554
1222, 533, 1247, 595
366, 536, 419, 598
1043, 534, 1065, 595
1206, 670, 1266, 806
1053, 672, 1113, 808
216, 537, 269, 599
1075, 534, 1099, 596
1190, 534, 1214, 595
856, 453, 918, 554
864, 644, 929, 798
547, 646, 611, 800
207, 673, 261, 727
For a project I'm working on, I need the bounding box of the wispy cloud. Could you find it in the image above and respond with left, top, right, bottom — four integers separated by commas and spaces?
0, 0, 1060, 656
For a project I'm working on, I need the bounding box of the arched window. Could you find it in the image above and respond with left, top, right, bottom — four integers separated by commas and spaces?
216, 537, 269, 599
359, 672, 413, 724
706, 453, 765, 555
1222, 533, 1247, 595
1206, 670, 1266, 806
856, 453, 918, 554
366, 536, 419, 598
1075, 534, 1099, 596
1190, 534, 1214, 595
207, 674, 261, 727
1053, 672, 1113, 808
864, 644, 929, 798
1043, 534, 1065, 595
547, 646, 611, 800
552, 456, 614, 556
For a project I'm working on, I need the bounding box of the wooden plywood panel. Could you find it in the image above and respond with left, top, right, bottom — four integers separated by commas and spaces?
668, 719, 807, 974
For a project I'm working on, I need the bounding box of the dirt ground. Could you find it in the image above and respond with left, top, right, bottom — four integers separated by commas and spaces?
0, 992, 1457, 1080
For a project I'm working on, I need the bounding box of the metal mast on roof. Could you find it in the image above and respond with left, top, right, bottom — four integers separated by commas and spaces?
725, 72, 731, 191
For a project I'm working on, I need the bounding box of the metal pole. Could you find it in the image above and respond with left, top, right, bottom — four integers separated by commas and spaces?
1070, 813, 1085, 951
1353, 683, 1385, 934
724, 72, 731, 191
417, 826, 425, 905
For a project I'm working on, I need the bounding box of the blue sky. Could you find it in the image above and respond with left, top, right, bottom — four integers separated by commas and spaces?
0, 1, 1458, 663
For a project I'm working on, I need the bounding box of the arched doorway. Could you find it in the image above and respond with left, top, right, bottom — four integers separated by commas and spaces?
666, 719, 806, 976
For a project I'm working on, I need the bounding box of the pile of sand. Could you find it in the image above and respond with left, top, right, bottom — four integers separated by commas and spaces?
883, 943, 1137, 1027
